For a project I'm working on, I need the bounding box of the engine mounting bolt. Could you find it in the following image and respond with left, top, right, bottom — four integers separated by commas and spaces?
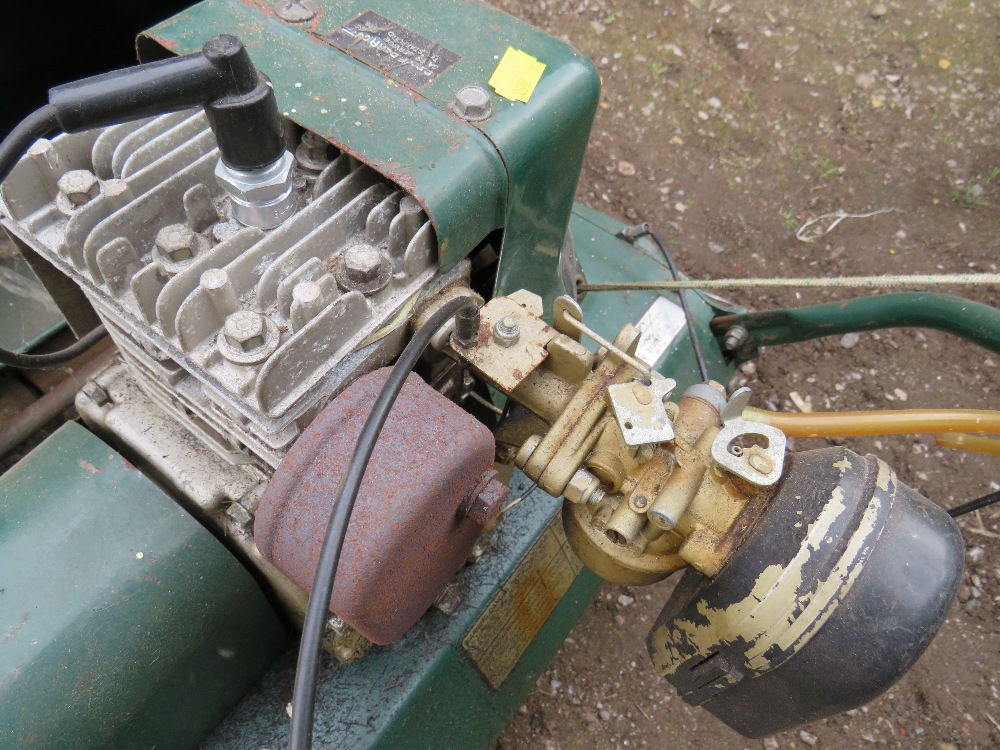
493, 315, 520, 347
452, 85, 493, 122
57, 169, 100, 207
224, 310, 268, 352
155, 224, 199, 262
343, 244, 385, 283
723, 324, 750, 351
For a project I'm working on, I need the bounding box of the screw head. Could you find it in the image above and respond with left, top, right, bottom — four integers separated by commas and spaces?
452, 85, 493, 122
493, 315, 520, 347
57, 169, 99, 207
155, 224, 198, 262
275, 0, 316, 22
224, 310, 267, 352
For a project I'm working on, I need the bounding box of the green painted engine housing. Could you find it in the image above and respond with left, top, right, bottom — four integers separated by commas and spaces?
0, 423, 288, 749
139, 0, 600, 315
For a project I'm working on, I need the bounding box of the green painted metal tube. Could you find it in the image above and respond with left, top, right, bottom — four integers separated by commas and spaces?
0, 422, 288, 750
711, 293, 1000, 354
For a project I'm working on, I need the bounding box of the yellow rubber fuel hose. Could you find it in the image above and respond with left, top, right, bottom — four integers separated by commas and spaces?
935, 432, 1000, 457
743, 407, 1000, 438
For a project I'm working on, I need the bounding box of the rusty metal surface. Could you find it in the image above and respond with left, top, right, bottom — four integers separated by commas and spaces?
255, 367, 506, 645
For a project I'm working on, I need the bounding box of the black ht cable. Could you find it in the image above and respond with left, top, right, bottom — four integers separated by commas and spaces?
0, 34, 284, 368
288, 296, 476, 750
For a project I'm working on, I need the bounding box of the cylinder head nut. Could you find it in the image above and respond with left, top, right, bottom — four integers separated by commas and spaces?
492, 316, 520, 347
224, 310, 268, 351
154, 224, 204, 265
335, 243, 392, 295
452, 85, 493, 122
218, 309, 281, 365
56, 169, 100, 212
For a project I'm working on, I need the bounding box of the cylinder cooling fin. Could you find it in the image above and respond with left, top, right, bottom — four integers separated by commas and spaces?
0, 113, 437, 467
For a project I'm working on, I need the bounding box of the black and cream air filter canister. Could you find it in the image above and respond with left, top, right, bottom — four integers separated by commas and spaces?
646, 447, 964, 738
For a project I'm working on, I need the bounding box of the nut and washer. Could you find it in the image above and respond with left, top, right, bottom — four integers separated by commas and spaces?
492, 316, 520, 347
452, 85, 493, 122
334, 243, 392, 295
723, 324, 750, 351
294, 131, 332, 172
217, 310, 281, 365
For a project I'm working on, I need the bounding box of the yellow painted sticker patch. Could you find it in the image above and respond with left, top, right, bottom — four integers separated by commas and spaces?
489, 47, 546, 103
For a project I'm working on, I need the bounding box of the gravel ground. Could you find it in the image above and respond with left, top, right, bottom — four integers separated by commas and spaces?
489, 1, 1000, 748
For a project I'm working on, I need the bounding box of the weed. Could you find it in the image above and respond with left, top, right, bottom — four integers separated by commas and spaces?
649, 61, 670, 79
745, 90, 758, 110
816, 156, 842, 180
954, 167, 1000, 207
789, 147, 807, 163
603, 11, 620, 25
780, 208, 798, 232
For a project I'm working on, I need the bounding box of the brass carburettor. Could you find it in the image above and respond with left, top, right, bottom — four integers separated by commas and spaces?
443, 290, 787, 585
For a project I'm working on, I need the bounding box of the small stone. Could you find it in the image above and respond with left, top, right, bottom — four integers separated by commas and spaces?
599, 709, 612, 721
967, 546, 985, 564
674, 202, 687, 213
855, 72, 876, 90
970, 183, 986, 197
708, 241, 726, 254
789, 391, 813, 413
707, 96, 722, 109
799, 730, 818, 747
762, 738, 780, 750
617, 160, 637, 177
893, 388, 908, 402
617, 594, 635, 607
840, 332, 861, 349
870, 3, 888, 19
740, 361, 757, 376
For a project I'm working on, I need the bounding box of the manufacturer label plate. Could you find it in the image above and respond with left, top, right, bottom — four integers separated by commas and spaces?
327, 11, 460, 87
463, 518, 583, 690
635, 295, 687, 367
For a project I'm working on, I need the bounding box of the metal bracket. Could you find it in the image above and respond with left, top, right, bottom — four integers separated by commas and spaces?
711, 417, 786, 487
608, 375, 677, 447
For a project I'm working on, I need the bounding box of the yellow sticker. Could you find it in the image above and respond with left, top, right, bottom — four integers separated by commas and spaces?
489, 47, 546, 103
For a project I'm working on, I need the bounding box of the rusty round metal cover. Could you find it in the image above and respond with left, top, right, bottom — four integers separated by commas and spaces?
255, 368, 504, 644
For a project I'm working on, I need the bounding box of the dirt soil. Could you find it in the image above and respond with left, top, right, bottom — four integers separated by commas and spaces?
490, 1, 1000, 749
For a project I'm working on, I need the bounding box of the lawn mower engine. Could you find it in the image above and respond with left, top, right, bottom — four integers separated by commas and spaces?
0, 1, 965, 747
